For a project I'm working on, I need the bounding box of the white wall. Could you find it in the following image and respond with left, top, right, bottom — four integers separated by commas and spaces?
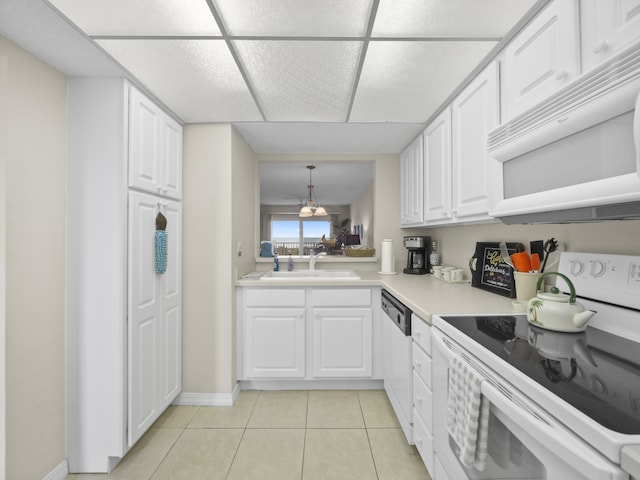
1, 36, 67, 479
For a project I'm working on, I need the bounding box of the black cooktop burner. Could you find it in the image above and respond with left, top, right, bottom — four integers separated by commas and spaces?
440, 315, 640, 435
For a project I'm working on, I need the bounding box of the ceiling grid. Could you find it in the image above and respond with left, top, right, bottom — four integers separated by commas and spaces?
17, 0, 543, 152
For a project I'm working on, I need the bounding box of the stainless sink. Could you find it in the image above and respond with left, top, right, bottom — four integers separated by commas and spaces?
260, 269, 361, 280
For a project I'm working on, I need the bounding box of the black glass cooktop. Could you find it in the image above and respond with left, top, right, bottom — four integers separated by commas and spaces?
440, 315, 640, 435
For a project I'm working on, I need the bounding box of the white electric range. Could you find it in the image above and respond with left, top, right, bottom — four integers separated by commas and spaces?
432, 252, 640, 480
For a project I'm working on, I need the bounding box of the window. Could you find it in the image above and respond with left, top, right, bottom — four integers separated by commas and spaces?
271, 216, 331, 255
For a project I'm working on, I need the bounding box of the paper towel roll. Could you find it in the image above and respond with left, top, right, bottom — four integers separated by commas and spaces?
380, 239, 395, 274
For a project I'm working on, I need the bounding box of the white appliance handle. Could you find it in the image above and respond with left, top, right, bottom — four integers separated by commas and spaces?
432, 329, 626, 480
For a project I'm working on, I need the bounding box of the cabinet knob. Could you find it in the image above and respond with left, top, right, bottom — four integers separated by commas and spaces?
593, 41, 608, 54
414, 361, 421, 368
416, 395, 423, 403
555, 69, 568, 81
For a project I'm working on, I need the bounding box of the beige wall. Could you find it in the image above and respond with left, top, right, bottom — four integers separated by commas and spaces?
182, 124, 233, 393
0, 52, 7, 478
409, 220, 640, 274
1, 36, 67, 479
183, 124, 256, 394
350, 181, 374, 247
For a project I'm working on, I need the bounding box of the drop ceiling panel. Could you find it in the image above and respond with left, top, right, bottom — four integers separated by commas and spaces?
373, 0, 537, 37
350, 41, 497, 123
97, 39, 262, 122
234, 40, 362, 122
213, 0, 373, 37
47, 0, 221, 36
232, 122, 425, 153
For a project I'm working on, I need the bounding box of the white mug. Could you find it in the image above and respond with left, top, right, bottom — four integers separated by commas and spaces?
452, 268, 464, 282
443, 269, 453, 281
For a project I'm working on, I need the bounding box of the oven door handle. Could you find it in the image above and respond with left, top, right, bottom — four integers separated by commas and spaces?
482, 378, 625, 480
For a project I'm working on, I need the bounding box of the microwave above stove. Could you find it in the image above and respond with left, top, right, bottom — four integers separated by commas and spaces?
488, 41, 640, 224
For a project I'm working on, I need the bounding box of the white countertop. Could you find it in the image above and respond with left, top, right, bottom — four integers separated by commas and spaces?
236, 269, 518, 323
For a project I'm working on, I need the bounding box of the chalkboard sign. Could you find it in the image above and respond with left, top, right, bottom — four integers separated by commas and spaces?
470, 242, 517, 298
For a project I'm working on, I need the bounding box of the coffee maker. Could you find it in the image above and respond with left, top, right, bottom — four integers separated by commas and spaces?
403, 236, 430, 275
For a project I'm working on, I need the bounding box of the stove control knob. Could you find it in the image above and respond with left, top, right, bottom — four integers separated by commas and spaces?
589, 260, 606, 277
569, 260, 584, 276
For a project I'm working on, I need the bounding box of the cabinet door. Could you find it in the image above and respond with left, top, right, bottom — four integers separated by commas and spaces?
312, 308, 373, 377
451, 63, 499, 220
244, 308, 306, 378
503, 0, 580, 119
161, 115, 183, 200
400, 134, 424, 226
128, 191, 161, 446
581, 0, 640, 71
129, 88, 161, 194
423, 108, 452, 223
158, 199, 182, 407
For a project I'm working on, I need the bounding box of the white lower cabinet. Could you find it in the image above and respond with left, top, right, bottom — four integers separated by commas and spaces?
312, 308, 373, 377
245, 308, 306, 378
239, 287, 378, 381
412, 313, 434, 476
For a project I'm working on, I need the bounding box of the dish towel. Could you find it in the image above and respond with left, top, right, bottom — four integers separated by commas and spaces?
155, 230, 167, 274
446, 353, 491, 470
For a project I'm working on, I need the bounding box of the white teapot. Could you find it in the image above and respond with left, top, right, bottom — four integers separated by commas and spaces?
527, 272, 597, 333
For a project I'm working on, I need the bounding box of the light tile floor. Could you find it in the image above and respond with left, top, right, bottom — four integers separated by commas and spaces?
66, 389, 431, 480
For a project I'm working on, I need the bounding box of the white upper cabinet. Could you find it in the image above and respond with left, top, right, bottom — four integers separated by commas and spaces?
129, 88, 183, 200
503, 0, 580, 119
423, 108, 452, 224
451, 62, 500, 220
580, 0, 640, 71
400, 134, 425, 227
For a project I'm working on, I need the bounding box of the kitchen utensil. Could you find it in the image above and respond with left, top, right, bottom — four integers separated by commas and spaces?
530, 240, 545, 262
527, 272, 597, 332
512, 252, 532, 272
500, 242, 515, 269
540, 238, 558, 273
530, 253, 541, 272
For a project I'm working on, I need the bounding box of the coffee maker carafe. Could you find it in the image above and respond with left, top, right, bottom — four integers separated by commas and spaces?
403, 236, 430, 275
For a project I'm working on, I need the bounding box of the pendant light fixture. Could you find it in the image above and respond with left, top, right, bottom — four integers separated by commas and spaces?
300, 165, 328, 217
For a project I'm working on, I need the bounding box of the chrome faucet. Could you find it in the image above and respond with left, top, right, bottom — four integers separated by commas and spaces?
309, 252, 326, 270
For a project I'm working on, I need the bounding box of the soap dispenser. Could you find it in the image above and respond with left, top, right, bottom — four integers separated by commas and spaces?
273, 253, 279, 271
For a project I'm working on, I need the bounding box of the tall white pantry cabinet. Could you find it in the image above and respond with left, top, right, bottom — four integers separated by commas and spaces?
67, 78, 183, 473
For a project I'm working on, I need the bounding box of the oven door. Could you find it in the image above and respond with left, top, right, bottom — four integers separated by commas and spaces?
432, 329, 628, 480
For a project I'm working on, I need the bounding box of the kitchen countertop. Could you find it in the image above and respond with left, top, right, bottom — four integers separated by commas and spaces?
236, 269, 518, 323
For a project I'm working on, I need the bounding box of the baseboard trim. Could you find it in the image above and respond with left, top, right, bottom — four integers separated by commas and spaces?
43, 460, 69, 480
172, 383, 241, 406
239, 379, 384, 391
